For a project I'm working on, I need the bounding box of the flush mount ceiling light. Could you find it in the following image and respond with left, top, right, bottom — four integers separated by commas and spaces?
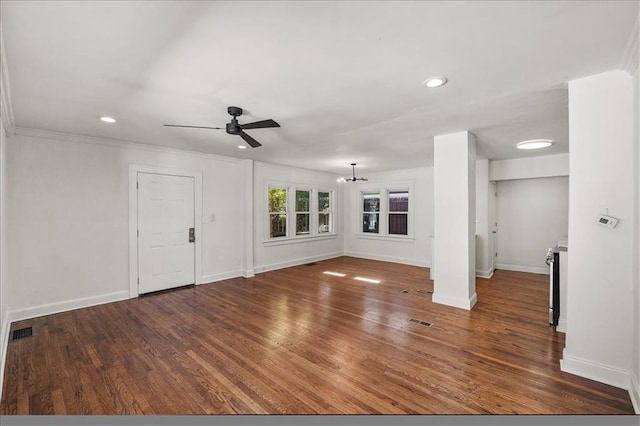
423, 76, 448, 88
516, 139, 553, 150
99, 116, 117, 123
338, 163, 368, 182
237, 145, 247, 149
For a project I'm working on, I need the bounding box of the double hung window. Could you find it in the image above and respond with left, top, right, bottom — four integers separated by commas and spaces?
359, 187, 411, 238
268, 187, 288, 238
267, 186, 334, 241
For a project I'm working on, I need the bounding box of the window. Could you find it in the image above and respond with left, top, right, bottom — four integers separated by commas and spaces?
318, 191, 331, 233
388, 190, 408, 235
268, 187, 287, 238
296, 190, 310, 235
358, 186, 412, 239
362, 192, 380, 233
265, 185, 336, 243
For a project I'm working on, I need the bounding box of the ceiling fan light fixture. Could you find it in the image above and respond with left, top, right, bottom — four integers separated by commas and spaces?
516, 139, 553, 150
340, 163, 368, 182
423, 76, 448, 88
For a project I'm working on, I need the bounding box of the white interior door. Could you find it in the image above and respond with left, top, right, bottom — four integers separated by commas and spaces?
137, 173, 195, 294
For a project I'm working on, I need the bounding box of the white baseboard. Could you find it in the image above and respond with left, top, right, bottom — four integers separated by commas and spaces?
496, 263, 549, 275
476, 267, 494, 279
0, 310, 10, 401
556, 317, 567, 333
561, 349, 631, 391
631, 372, 640, 414
7, 290, 130, 324
200, 270, 243, 284
344, 251, 429, 268
255, 252, 344, 274
432, 291, 478, 311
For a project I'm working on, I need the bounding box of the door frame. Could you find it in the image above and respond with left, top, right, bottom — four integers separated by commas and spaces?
128, 164, 203, 298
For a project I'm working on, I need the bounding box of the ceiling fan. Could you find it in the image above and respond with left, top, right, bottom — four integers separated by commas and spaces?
338, 163, 368, 182
164, 106, 280, 148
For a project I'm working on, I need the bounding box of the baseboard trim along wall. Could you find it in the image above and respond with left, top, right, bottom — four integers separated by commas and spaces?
344, 251, 429, 268
432, 292, 478, 311
475, 267, 495, 279
0, 311, 10, 400
496, 263, 549, 275
7, 290, 130, 325
561, 350, 631, 391
631, 373, 640, 414
200, 270, 244, 285
255, 252, 344, 274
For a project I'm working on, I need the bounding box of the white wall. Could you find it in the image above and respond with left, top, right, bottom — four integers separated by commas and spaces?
631, 12, 640, 413
253, 161, 343, 273
490, 153, 569, 181
562, 70, 634, 390
343, 166, 433, 268
495, 177, 569, 274
0, 116, 9, 399
7, 130, 245, 321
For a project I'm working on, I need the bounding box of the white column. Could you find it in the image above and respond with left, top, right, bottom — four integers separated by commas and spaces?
562, 70, 634, 389
433, 131, 477, 310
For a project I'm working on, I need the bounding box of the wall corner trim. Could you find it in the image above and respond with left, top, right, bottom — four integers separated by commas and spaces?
621, 14, 639, 75
0, 28, 16, 134
561, 350, 631, 391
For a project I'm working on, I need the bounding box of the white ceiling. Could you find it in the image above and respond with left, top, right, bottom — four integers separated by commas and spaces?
1, 1, 637, 174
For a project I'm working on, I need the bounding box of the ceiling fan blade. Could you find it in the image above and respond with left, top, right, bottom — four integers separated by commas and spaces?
240, 119, 280, 130
163, 124, 223, 130
239, 131, 262, 148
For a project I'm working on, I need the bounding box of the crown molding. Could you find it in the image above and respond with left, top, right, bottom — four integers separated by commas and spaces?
0, 26, 16, 133
621, 12, 639, 75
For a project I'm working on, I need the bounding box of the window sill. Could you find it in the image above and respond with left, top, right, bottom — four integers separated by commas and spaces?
263, 233, 338, 247
355, 233, 415, 243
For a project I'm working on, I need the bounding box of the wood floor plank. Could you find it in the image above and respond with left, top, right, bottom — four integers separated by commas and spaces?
0, 256, 635, 414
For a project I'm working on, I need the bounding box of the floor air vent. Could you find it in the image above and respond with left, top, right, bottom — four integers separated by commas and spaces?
409, 318, 432, 327
9, 326, 35, 342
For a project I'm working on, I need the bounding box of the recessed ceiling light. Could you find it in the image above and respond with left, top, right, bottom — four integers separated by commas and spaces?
237, 145, 247, 149
99, 116, 117, 123
516, 139, 553, 150
424, 76, 448, 88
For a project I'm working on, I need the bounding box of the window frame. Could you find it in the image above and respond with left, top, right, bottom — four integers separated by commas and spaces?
387, 189, 409, 236
317, 190, 333, 234
295, 188, 312, 236
267, 186, 289, 239
356, 183, 414, 241
264, 183, 337, 246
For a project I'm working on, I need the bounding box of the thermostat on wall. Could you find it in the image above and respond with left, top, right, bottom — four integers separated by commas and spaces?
597, 214, 619, 229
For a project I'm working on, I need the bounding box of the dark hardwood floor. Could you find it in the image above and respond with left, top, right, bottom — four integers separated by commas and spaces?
0, 256, 634, 414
